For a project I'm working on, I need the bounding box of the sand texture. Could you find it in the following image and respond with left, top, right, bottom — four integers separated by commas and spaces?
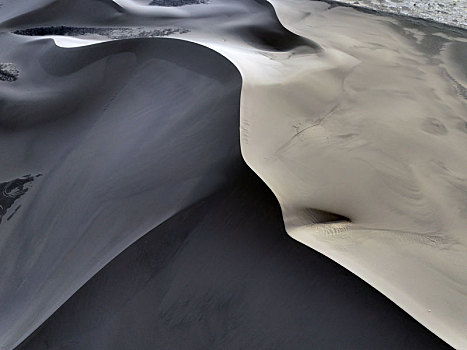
0, 0, 465, 349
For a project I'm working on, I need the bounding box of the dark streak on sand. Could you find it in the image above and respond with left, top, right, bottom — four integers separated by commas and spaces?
148, 0, 207, 6
14, 26, 190, 39
0, 175, 41, 224
0, 63, 19, 82
7, 205, 22, 221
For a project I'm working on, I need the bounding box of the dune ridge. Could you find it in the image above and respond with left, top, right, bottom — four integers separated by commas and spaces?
237, 1, 467, 347
16, 164, 452, 350
0, 35, 243, 349
0, 0, 465, 348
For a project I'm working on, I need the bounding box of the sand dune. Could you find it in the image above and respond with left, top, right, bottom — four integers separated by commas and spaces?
242, 2, 467, 347
17, 167, 450, 350
0, 0, 465, 349
0, 36, 242, 349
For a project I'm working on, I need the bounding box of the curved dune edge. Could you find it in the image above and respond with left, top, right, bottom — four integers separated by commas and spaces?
0, 0, 465, 348
136, 1, 467, 348
16, 165, 452, 350
0, 36, 244, 350
0, 1, 327, 348
233, 1, 467, 349
50, 11, 467, 348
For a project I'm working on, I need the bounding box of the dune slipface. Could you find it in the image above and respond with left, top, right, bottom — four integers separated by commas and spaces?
0, 36, 243, 348
0, 0, 465, 349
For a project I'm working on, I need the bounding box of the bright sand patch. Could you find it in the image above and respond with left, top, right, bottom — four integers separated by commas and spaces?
236, 1, 467, 348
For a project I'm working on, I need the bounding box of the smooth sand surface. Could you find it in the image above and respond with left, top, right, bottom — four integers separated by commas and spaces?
0, 35, 242, 349
239, 1, 467, 348
0, 0, 465, 348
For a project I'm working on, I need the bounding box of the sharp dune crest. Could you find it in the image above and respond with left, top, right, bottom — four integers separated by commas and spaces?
0, 0, 465, 349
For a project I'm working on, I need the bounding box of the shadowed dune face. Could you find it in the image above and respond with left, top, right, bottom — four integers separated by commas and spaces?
0, 0, 466, 349
0, 39, 134, 129
0, 37, 243, 349
2, 0, 320, 53
0, 1, 325, 347
0, 0, 125, 27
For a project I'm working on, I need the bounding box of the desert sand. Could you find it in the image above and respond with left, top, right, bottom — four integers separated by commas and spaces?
240, 2, 467, 348
0, 0, 465, 349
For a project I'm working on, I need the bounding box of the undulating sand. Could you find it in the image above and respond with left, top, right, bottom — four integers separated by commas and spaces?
17, 167, 451, 350
239, 2, 467, 348
0, 0, 465, 349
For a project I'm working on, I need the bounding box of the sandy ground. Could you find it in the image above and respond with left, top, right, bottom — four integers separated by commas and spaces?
0, 35, 243, 349
239, 1, 467, 348
17, 167, 450, 350
0, 0, 465, 349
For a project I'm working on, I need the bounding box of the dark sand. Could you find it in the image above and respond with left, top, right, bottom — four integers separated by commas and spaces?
0, 36, 243, 348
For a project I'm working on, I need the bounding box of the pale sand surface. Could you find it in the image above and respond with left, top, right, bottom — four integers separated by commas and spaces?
238, 1, 467, 348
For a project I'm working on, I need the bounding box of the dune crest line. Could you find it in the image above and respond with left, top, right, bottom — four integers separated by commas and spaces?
233, 1, 467, 348
0, 0, 466, 348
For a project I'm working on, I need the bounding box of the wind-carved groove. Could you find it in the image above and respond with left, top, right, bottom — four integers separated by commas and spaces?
302, 208, 351, 225
293, 207, 453, 248
285, 206, 352, 237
